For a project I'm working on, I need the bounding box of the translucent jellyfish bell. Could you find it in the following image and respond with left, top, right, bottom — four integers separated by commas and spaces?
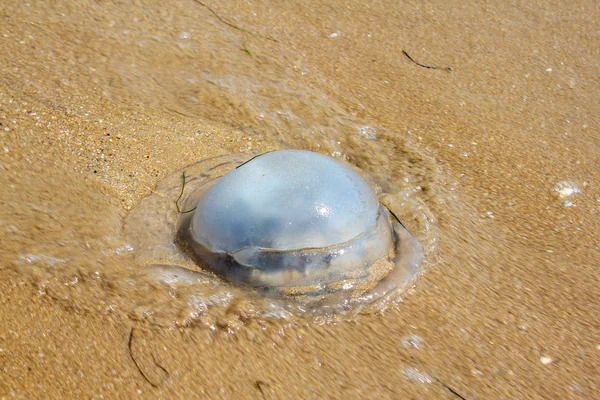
177, 150, 422, 297
191, 150, 379, 253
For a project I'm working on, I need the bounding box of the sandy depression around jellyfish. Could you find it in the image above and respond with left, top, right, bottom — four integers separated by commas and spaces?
125, 150, 426, 321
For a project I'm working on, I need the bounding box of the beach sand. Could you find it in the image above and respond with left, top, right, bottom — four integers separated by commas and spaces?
0, 0, 598, 398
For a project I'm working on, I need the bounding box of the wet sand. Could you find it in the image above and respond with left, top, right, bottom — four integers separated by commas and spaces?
1, 0, 598, 398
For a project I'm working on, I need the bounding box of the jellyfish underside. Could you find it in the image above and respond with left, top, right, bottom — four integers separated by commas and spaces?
175, 150, 422, 301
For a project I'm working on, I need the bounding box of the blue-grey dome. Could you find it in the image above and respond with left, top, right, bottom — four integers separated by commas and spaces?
190, 150, 380, 253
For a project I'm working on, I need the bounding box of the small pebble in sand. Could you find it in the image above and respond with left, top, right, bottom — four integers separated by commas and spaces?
540, 356, 553, 365
552, 181, 581, 207
400, 334, 423, 349
569, 383, 584, 393
404, 367, 432, 384
329, 32, 339, 38
357, 125, 377, 140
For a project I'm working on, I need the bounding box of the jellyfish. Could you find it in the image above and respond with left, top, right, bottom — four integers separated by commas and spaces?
125, 150, 424, 320
176, 150, 423, 299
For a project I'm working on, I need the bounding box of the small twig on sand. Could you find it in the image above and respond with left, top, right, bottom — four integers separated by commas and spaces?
433, 376, 468, 400
387, 208, 408, 230
402, 50, 453, 71
175, 172, 197, 214
192, 1, 279, 42
235, 150, 276, 169
152, 353, 170, 379
241, 44, 253, 58
128, 327, 158, 388
254, 380, 267, 398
